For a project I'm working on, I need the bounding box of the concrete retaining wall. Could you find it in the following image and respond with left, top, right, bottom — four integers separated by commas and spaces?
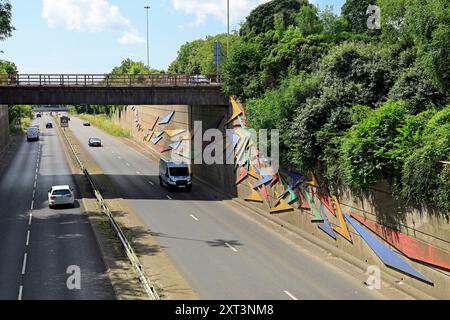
0, 106, 9, 154
112, 105, 235, 196
235, 175, 450, 299
112, 105, 450, 299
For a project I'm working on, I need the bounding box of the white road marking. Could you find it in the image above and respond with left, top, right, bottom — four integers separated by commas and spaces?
18, 286, 23, 301
148, 181, 154, 186
166, 195, 173, 200
28, 214, 32, 226
30, 201, 34, 211
190, 214, 199, 221
21, 253, 28, 275
225, 243, 238, 253
26, 230, 30, 246
283, 290, 298, 300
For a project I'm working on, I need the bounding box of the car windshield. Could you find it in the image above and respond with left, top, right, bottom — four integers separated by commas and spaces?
169, 167, 189, 177
52, 189, 71, 196
90, 138, 100, 142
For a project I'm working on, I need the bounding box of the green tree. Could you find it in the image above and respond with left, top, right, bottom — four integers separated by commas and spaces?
0, 59, 17, 74
319, 6, 347, 41
110, 58, 163, 75
0, 0, 14, 41
342, 0, 377, 34
296, 5, 323, 36
8, 105, 32, 124
378, 0, 450, 90
168, 34, 235, 75
240, 0, 308, 36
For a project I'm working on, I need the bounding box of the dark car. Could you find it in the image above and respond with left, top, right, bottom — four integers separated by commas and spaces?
88, 137, 102, 147
83, 122, 91, 126
36, 113, 42, 118
46, 123, 53, 129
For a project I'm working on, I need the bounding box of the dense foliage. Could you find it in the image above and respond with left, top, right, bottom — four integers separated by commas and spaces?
169, 0, 450, 210
8, 105, 32, 124
168, 33, 237, 75
0, 0, 13, 42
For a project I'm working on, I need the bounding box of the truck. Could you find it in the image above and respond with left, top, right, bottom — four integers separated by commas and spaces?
159, 158, 192, 192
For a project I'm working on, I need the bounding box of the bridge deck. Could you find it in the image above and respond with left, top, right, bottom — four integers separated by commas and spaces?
0, 74, 220, 87
0, 74, 228, 106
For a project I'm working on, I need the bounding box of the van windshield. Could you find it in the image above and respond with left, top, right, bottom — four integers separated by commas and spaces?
169, 167, 189, 177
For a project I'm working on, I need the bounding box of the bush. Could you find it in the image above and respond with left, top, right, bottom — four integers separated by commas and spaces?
338, 101, 409, 189
401, 106, 450, 210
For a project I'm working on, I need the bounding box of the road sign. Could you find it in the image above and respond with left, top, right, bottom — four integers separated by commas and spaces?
214, 41, 221, 65
61, 116, 69, 128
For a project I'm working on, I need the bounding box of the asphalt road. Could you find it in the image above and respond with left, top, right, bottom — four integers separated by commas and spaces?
0, 115, 115, 300
70, 116, 387, 300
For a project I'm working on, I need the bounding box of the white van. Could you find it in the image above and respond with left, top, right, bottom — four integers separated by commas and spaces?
159, 158, 192, 192
26, 127, 39, 142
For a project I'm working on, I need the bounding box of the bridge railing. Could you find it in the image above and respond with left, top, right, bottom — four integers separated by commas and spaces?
0, 74, 221, 87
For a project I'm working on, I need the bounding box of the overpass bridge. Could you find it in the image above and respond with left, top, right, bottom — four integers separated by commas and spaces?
0, 74, 228, 106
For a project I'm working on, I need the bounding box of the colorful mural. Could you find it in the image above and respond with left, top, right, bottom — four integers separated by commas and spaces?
226, 97, 449, 285
129, 100, 449, 286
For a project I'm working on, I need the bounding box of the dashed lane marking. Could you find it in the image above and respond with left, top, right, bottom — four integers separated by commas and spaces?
21, 253, 28, 275
18, 286, 23, 301
26, 230, 30, 246
284, 291, 298, 300
225, 243, 238, 253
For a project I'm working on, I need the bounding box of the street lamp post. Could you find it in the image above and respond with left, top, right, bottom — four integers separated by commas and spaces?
144, 6, 151, 71
227, 0, 230, 57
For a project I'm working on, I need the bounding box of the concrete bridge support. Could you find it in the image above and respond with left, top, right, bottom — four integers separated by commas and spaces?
0, 106, 9, 155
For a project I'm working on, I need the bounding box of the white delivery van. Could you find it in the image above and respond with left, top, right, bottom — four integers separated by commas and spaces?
26, 127, 39, 142
159, 158, 192, 192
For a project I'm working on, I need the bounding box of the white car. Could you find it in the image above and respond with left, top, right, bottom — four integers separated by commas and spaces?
190, 75, 211, 84
48, 185, 75, 208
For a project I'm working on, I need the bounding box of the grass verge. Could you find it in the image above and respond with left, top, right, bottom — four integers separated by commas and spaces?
76, 114, 130, 137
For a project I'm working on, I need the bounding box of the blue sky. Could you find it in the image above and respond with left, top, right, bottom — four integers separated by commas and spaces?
1, 0, 345, 73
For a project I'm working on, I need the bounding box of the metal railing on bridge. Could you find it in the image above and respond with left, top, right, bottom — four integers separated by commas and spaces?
0, 74, 221, 87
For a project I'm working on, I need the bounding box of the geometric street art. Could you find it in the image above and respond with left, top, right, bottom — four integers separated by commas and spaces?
332, 196, 353, 243
228, 97, 445, 285
344, 212, 433, 284
350, 214, 450, 271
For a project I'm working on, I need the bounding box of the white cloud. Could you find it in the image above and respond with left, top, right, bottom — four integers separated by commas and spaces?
42, 0, 131, 32
118, 32, 145, 45
42, 0, 146, 45
171, 0, 271, 26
